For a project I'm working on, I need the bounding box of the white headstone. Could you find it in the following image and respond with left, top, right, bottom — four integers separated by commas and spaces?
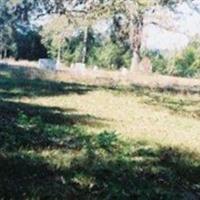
38, 59, 57, 71
93, 65, 98, 71
120, 67, 128, 76
70, 63, 86, 75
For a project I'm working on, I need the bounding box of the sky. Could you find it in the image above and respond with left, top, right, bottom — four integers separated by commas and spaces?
143, 0, 200, 51
93, 1, 200, 52
35, 1, 200, 52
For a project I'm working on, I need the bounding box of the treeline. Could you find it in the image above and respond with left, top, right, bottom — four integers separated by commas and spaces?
41, 18, 200, 78
41, 24, 132, 69
14, 29, 47, 60
3, 22, 200, 78
0, 28, 47, 60
146, 39, 200, 78
0, 0, 47, 60
1, 0, 200, 78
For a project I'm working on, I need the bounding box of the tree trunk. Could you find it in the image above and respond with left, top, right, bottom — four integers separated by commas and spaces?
82, 26, 89, 64
129, 13, 143, 72
3, 49, 7, 59
56, 40, 61, 69
131, 50, 141, 71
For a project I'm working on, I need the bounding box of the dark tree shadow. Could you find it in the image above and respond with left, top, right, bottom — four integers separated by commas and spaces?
128, 84, 200, 119
0, 64, 98, 98
0, 100, 108, 151
105, 84, 200, 119
0, 135, 200, 199
0, 100, 107, 127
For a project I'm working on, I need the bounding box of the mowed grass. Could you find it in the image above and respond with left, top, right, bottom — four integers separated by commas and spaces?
26, 88, 200, 152
0, 63, 200, 199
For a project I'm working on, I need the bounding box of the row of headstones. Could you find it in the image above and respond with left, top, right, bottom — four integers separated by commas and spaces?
38, 58, 152, 74
38, 59, 96, 72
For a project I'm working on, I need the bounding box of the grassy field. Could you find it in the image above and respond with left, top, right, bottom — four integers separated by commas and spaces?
0, 63, 200, 199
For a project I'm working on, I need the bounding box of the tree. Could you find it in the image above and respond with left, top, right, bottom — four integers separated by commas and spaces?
14, 28, 47, 60
11, 0, 200, 70
0, 0, 16, 58
92, 0, 200, 71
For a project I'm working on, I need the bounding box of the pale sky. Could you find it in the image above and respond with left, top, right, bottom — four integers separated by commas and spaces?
35, 1, 200, 52
144, 0, 200, 51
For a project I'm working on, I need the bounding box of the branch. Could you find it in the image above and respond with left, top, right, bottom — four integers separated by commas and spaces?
185, 0, 200, 14
33, 7, 87, 20
147, 21, 191, 38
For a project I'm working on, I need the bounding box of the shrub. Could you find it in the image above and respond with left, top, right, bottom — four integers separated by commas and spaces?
172, 39, 200, 77
88, 42, 131, 69
144, 39, 200, 78
143, 50, 168, 74
95, 131, 118, 151
42, 24, 131, 69
173, 48, 197, 77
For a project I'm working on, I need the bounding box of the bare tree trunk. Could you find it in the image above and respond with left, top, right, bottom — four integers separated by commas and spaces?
82, 26, 89, 64
56, 42, 61, 68
129, 13, 143, 72
131, 50, 141, 70
3, 49, 7, 59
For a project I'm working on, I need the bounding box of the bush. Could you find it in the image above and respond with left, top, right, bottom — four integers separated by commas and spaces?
144, 50, 168, 74
96, 131, 118, 151
88, 42, 131, 69
41, 23, 131, 69
173, 41, 200, 77
144, 39, 200, 78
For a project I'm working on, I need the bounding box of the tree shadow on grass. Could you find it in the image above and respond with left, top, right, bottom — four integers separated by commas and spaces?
108, 84, 200, 119
0, 64, 98, 98
0, 64, 200, 199
130, 85, 200, 119
0, 134, 200, 199
0, 100, 107, 127
0, 99, 108, 151
1, 63, 200, 120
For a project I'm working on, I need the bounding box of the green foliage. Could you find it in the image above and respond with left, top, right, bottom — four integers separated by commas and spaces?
42, 22, 131, 69
88, 41, 131, 69
96, 131, 118, 150
41, 29, 60, 59
14, 29, 47, 60
62, 34, 86, 64
173, 40, 200, 77
144, 39, 200, 78
0, 0, 16, 57
17, 112, 43, 131
144, 50, 168, 74
0, 0, 46, 59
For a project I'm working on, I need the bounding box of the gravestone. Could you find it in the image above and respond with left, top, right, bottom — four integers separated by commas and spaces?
120, 67, 128, 76
70, 63, 86, 75
93, 65, 98, 71
38, 59, 57, 71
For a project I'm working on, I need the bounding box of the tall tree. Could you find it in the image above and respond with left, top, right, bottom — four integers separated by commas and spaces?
0, 0, 17, 58
11, 0, 200, 69
93, 0, 200, 70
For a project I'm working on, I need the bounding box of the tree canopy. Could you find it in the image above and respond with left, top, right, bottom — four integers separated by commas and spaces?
1, 0, 199, 69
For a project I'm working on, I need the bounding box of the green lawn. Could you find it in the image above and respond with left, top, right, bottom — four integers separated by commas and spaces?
0, 64, 200, 199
